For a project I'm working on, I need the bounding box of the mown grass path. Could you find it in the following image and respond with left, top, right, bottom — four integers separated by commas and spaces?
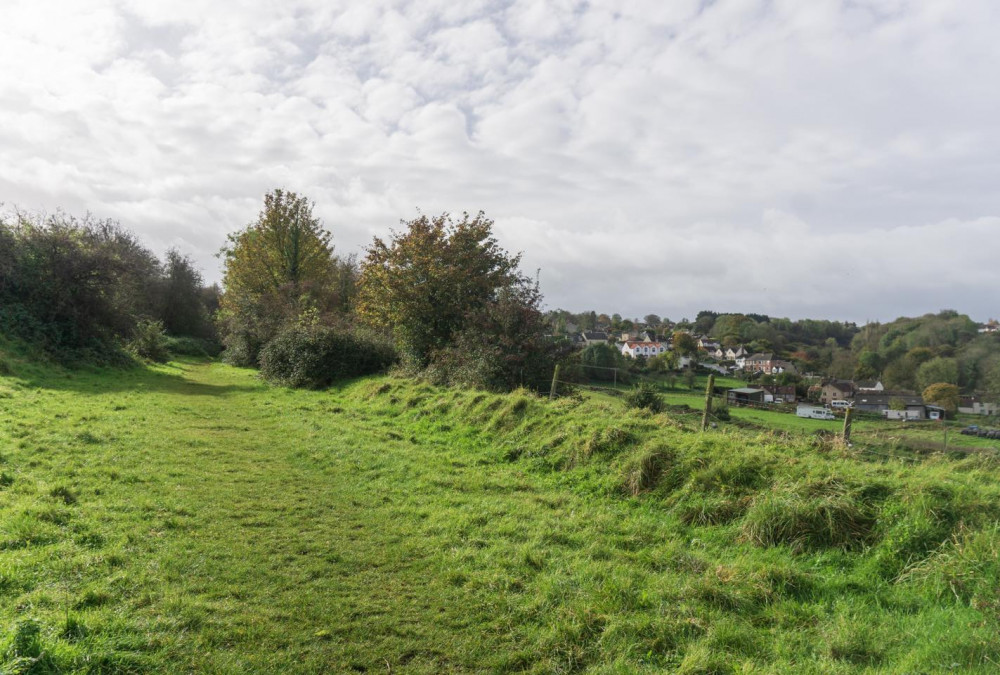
3, 360, 1000, 673
1, 361, 668, 672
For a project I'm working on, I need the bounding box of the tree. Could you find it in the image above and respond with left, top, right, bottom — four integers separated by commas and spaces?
160, 249, 213, 338
356, 211, 522, 368
643, 314, 661, 328
916, 356, 959, 392
981, 355, 1000, 403
580, 342, 625, 382
218, 189, 339, 365
922, 383, 960, 417
0, 211, 162, 355
430, 281, 557, 391
673, 332, 697, 356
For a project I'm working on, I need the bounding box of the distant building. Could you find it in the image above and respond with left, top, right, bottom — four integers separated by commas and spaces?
728, 388, 765, 406
856, 380, 884, 392
581, 331, 609, 346
819, 380, 855, 404
958, 395, 999, 416
620, 341, 668, 358
756, 384, 797, 404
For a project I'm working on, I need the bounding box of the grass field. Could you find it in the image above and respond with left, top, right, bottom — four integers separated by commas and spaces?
2, 353, 1000, 672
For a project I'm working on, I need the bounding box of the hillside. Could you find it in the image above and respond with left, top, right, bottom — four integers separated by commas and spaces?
1, 353, 999, 672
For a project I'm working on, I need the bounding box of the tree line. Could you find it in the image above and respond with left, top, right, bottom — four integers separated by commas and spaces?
0, 190, 557, 392
223, 191, 556, 390
0, 210, 217, 362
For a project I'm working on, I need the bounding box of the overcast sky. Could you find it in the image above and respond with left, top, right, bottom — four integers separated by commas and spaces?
2, 0, 998, 323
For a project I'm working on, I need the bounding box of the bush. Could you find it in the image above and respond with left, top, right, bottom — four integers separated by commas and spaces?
623, 382, 663, 413
163, 336, 223, 358
128, 320, 169, 363
258, 325, 397, 388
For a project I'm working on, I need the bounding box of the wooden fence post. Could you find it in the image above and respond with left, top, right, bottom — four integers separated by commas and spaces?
842, 407, 853, 444
550, 364, 560, 400
701, 374, 715, 431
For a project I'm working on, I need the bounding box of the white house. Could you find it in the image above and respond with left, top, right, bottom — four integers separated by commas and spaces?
621, 341, 668, 358
725, 346, 747, 361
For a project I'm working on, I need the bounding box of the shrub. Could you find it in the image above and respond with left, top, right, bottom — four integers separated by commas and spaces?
128, 320, 169, 363
623, 382, 663, 413
258, 325, 397, 388
164, 336, 222, 358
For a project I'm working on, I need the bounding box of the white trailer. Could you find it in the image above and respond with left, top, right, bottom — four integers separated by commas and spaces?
797, 405, 835, 420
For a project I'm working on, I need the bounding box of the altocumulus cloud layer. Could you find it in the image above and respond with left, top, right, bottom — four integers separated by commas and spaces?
1, 0, 999, 321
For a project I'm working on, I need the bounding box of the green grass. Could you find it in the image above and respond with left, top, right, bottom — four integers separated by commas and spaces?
2, 350, 1000, 672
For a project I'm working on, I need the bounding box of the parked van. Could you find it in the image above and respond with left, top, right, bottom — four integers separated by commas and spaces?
830, 400, 852, 410
797, 405, 835, 420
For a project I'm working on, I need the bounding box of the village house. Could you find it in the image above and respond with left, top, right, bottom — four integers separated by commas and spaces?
581, 331, 609, 346
697, 337, 720, 351
744, 353, 776, 373
819, 379, 855, 404
620, 341, 668, 359
856, 380, 884, 392
958, 395, 999, 416
756, 384, 797, 404
725, 346, 747, 361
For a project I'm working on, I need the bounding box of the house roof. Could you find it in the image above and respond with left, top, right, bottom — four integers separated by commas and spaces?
730, 387, 765, 394
855, 392, 923, 407
623, 341, 664, 348
823, 379, 855, 392
748, 353, 773, 361
757, 384, 796, 394
582, 331, 608, 340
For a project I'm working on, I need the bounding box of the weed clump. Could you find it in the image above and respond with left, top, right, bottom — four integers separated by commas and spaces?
677, 495, 749, 526
741, 489, 876, 552
2, 619, 58, 672
900, 523, 1000, 607
623, 383, 664, 413
50, 485, 78, 505
585, 427, 635, 458
622, 444, 674, 496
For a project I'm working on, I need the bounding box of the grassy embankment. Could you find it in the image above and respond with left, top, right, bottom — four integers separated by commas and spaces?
2, 343, 1000, 672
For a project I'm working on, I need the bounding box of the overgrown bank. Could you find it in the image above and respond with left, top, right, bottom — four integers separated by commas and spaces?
1, 355, 998, 672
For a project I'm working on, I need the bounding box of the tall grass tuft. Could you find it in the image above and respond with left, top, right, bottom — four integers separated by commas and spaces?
622, 444, 674, 496
741, 488, 875, 552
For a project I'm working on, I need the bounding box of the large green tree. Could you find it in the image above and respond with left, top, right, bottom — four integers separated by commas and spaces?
356, 211, 521, 367
916, 356, 959, 392
218, 189, 339, 365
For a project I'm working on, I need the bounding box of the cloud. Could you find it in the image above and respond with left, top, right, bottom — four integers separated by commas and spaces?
1, 0, 999, 322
